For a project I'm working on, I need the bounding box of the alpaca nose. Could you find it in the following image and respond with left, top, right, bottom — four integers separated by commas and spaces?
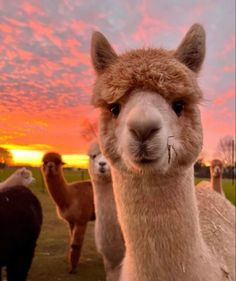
129, 125, 160, 142
215, 166, 220, 174
127, 106, 163, 143
99, 162, 106, 167
127, 108, 162, 142
47, 162, 54, 169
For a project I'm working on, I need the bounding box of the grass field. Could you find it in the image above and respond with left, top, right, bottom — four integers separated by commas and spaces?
0, 168, 235, 281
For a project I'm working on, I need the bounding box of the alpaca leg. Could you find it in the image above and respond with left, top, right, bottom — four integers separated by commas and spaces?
103, 258, 121, 281
7, 243, 35, 281
68, 224, 87, 274
69, 222, 74, 235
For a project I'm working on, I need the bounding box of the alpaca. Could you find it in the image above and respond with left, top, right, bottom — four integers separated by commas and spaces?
197, 159, 225, 196
0, 185, 42, 281
0, 167, 35, 189
41, 152, 95, 274
88, 142, 125, 281
90, 24, 235, 281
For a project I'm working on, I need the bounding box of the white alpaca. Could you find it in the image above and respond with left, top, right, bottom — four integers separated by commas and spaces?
197, 159, 225, 196
90, 24, 235, 281
88, 142, 125, 281
0, 167, 35, 189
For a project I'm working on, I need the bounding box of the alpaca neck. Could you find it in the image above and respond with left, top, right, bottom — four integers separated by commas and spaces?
211, 176, 223, 194
3, 174, 16, 185
0, 174, 18, 188
44, 168, 70, 210
92, 178, 114, 213
112, 166, 217, 281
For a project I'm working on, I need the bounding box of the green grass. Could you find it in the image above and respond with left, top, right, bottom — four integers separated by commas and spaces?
0, 168, 235, 280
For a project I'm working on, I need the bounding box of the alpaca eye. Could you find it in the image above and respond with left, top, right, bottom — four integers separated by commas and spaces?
90, 154, 96, 159
172, 100, 185, 117
109, 103, 121, 118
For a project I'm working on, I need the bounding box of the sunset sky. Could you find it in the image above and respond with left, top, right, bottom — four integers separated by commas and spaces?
0, 0, 235, 167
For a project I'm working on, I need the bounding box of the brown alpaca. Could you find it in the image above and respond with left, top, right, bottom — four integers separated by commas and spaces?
88, 142, 125, 281
41, 152, 95, 274
197, 159, 225, 196
90, 24, 235, 281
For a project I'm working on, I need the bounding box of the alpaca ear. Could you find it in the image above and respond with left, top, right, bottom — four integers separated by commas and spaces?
174, 24, 206, 73
91, 31, 118, 74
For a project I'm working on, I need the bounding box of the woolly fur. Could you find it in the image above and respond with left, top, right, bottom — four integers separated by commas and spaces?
88, 142, 125, 281
41, 152, 95, 273
90, 24, 235, 281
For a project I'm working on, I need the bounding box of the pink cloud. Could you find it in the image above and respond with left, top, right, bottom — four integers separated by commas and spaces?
213, 86, 235, 106
131, 1, 172, 45
191, 3, 211, 17
0, 23, 14, 33
28, 21, 63, 47
201, 108, 234, 157
21, 2, 45, 16
219, 34, 235, 57
223, 64, 235, 73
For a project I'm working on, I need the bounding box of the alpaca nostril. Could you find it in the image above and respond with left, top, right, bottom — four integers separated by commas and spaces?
129, 126, 161, 142
129, 128, 140, 140
99, 162, 106, 167
147, 128, 161, 139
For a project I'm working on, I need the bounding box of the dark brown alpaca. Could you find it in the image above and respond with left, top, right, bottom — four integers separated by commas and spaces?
0, 185, 42, 281
41, 152, 95, 274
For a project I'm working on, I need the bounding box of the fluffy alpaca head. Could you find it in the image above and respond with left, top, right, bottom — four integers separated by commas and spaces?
210, 159, 223, 178
88, 142, 111, 181
13, 167, 35, 186
91, 24, 205, 175
42, 152, 65, 176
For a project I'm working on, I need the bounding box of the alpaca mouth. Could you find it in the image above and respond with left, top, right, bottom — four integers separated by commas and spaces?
46, 166, 56, 175
129, 142, 161, 165
134, 156, 157, 165
140, 158, 155, 164
99, 168, 106, 174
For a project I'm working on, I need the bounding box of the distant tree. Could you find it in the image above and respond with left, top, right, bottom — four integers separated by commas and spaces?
215, 136, 235, 166
0, 147, 13, 168
194, 157, 210, 178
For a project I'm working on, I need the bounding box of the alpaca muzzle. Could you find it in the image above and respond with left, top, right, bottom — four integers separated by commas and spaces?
213, 166, 221, 177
